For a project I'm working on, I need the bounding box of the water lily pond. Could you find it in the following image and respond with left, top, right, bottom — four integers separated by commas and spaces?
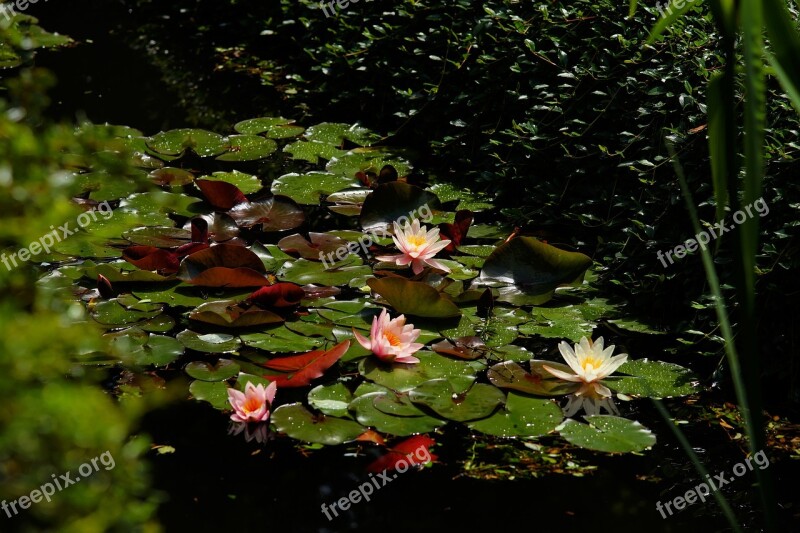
2, 1, 799, 532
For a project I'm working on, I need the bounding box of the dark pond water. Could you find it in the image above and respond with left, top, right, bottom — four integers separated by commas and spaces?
20, 1, 796, 531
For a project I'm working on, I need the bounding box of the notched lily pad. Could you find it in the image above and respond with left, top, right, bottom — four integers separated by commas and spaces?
468, 391, 563, 437
408, 379, 505, 422
271, 403, 364, 445
185, 359, 241, 381
557, 415, 656, 453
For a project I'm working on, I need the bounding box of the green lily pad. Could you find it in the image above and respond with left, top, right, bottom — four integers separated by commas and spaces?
367, 277, 461, 318
358, 351, 483, 392
148, 167, 195, 187
190, 299, 284, 328
189, 380, 231, 409
108, 333, 184, 367
121, 190, 202, 218
279, 257, 372, 286
308, 382, 353, 418
234, 117, 295, 135
185, 359, 241, 381
408, 379, 505, 422
605, 360, 699, 398
91, 298, 164, 326
428, 183, 494, 211
133, 282, 251, 307
608, 317, 666, 335
468, 392, 563, 437
283, 140, 346, 164
359, 182, 440, 233
326, 149, 412, 179
200, 170, 263, 194
349, 392, 446, 435
519, 304, 596, 342
557, 415, 656, 453
479, 237, 593, 305
240, 326, 325, 353
177, 331, 242, 353
147, 129, 228, 157
304, 123, 379, 146
487, 360, 580, 396
271, 403, 364, 445
271, 172, 359, 205
216, 135, 278, 161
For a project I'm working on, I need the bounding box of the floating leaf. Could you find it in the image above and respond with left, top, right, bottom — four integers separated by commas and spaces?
359, 182, 440, 233
148, 167, 195, 187
177, 331, 242, 353
240, 326, 325, 353
557, 416, 656, 453
468, 392, 563, 437
262, 340, 350, 387
189, 380, 230, 409
178, 244, 269, 287
283, 140, 345, 164
367, 278, 461, 318
479, 237, 592, 305
216, 135, 277, 161
367, 435, 437, 472
147, 129, 227, 157
351, 393, 445, 435
189, 299, 284, 328
234, 117, 295, 135
200, 170, 263, 194
359, 351, 483, 392
605, 360, 699, 398
196, 179, 248, 210
408, 379, 505, 422
185, 359, 241, 381
487, 360, 580, 396
277, 232, 350, 260
304, 122, 379, 146
271, 403, 364, 445
308, 382, 354, 417
271, 172, 359, 205
228, 197, 305, 230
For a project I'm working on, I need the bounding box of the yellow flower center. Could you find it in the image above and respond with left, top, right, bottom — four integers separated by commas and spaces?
406, 234, 427, 248
580, 357, 603, 372
384, 331, 402, 346
243, 397, 262, 414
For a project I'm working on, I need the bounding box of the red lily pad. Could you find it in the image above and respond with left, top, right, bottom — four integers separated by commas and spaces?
178, 244, 270, 287
262, 340, 350, 388
196, 179, 248, 210
189, 299, 284, 328
367, 277, 461, 318
247, 283, 305, 308
228, 197, 306, 230
277, 232, 349, 260
367, 435, 437, 473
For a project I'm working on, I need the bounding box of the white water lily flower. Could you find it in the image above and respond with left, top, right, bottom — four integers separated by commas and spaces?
543, 336, 627, 416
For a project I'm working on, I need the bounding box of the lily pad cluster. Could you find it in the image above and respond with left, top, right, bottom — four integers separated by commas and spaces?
43, 118, 700, 454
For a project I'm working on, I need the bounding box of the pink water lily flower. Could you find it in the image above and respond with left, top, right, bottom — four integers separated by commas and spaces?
354, 308, 424, 364
375, 219, 451, 275
227, 381, 277, 423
